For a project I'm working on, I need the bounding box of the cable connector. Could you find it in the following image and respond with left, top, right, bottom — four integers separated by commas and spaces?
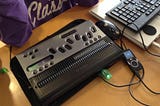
100, 69, 112, 80
0, 67, 8, 74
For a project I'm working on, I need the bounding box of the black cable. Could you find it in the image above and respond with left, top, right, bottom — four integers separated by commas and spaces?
99, 68, 153, 105
118, 21, 160, 105
121, 23, 160, 57
99, 68, 144, 88
99, 69, 150, 105
99, 71, 143, 88
140, 34, 160, 57
100, 22, 160, 105
120, 26, 128, 50
133, 23, 160, 57
134, 68, 160, 95
128, 74, 150, 106
118, 21, 160, 94
9, 46, 12, 63
115, 27, 127, 50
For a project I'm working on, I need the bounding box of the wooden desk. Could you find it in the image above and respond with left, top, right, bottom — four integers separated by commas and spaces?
0, 3, 160, 106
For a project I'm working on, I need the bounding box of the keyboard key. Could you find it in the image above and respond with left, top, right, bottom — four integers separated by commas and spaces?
144, 0, 151, 3
126, 15, 132, 19
111, 11, 120, 16
106, 0, 160, 31
119, 15, 128, 21
150, 0, 157, 5
145, 11, 150, 15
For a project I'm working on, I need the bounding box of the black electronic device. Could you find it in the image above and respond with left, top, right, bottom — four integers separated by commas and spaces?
123, 49, 143, 73
106, 0, 160, 31
10, 20, 123, 106
95, 20, 121, 40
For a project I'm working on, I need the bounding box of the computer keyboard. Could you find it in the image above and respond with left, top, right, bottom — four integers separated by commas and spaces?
106, 0, 160, 31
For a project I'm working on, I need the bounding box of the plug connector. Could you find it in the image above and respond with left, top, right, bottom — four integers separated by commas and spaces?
100, 69, 112, 80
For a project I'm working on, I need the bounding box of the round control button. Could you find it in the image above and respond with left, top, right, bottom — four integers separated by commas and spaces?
33, 70, 38, 74
130, 60, 139, 67
45, 64, 49, 68
39, 67, 43, 71
91, 26, 96, 33
142, 25, 157, 35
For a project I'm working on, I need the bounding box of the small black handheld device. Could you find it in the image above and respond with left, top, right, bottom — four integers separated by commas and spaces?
123, 49, 143, 73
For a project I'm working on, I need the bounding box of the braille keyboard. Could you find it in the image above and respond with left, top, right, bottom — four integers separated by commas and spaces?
10, 20, 122, 106
106, 0, 160, 31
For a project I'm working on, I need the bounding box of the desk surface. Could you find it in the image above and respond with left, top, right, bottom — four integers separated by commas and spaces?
0, 1, 160, 106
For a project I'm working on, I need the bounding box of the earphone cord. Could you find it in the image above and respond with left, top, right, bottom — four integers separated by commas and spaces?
128, 74, 150, 106
135, 68, 160, 95
9, 46, 12, 63
121, 23, 160, 57
99, 69, 144, 88
120, 27, 127, 50
129, 67, 160, 106
99, 68, 151, 106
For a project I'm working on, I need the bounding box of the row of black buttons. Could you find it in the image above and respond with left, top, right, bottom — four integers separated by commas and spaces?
32, 60, 54, 75
85, 35, 102, 46
146, 0, 160, 15
111, 6, 141, 23
110, 0, 160, 24
30, 26, 97, 75
23, 48, 39, 59
48, 26, 97, 54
